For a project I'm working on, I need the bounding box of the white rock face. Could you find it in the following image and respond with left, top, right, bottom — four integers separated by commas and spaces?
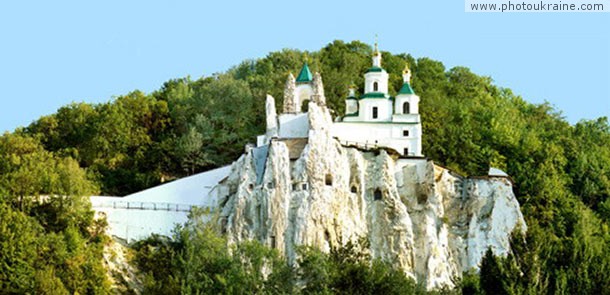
217, 102, 526, 290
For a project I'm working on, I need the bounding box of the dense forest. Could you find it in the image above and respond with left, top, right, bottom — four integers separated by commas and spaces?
1, 40, 609, 293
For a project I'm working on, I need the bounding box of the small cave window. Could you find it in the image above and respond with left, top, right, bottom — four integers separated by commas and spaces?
302, 183, 308, 190
372, 107, 378, 119
374, 189, 382, 201
404, 148, 409, 156
325, 174, 333, 186
301, 99, 310, 112
292, 183, 298, 191
221, 217, 228, 234
270, 236, 276, 249
403, 129, 409, 137
267, 181, 275, 189
373, 82, 379, 92
248, 183, 254, 190
351, 186, 358, 193
403, 102, 410, 114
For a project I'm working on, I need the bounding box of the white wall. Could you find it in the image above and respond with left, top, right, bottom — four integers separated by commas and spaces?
345, 99, 358, 115
278, 113, 309, 138
295, 84, 313, 110
364, 71, 389, 94
90, 165, 231, 242
394, 94, 420, 115
344, 99, 394, 122
92, 206, 191, 242
332, 122, 423, 156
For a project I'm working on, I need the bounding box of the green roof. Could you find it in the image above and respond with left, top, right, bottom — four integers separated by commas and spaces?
346, 95, 358, 100
296, 63, 313, 83
398, 82, 415, 95
365, 66, 385, 73
360, 92, 390, 99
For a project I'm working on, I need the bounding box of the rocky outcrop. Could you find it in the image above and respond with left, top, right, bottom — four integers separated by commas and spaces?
217, 101, 526, 290
103, 238, 143, 294
283, 73, 297, 113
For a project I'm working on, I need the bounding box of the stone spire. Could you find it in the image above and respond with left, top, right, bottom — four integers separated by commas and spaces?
265, 94, 278, 140
311, 72, 326, 106
283, 73, 297, 113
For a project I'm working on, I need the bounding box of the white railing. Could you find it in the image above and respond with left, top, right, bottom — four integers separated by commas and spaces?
91, 200, 194, 213
339, 140, 379, 150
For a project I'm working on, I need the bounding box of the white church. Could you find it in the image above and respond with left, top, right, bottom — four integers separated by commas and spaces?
257, 43, 423, 158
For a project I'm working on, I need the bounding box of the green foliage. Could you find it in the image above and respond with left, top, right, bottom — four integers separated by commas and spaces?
0, 133, 109, 294
132, 210, 295, 294
297, 239, 421, 295
132, 215, 418, 294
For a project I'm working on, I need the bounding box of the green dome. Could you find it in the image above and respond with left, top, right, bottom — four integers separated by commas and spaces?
365, 66, 385, 73
398, 82, 415, 95
296, 63, 313, 83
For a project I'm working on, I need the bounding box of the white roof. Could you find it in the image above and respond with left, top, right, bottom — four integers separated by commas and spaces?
122, 165, 231, 206
488, 167, 509, 177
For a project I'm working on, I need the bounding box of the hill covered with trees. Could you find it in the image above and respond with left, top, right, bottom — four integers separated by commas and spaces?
1, 40, 609, 293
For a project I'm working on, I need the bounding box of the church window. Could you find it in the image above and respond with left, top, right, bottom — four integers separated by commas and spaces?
372, 107, 378, 119
373, 82, 379, 91
404, 148, 409, 156
403, 130, 409, 137
374, 189, 382, 201
403, 102, 410, 114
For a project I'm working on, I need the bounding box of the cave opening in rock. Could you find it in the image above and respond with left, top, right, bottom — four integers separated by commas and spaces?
325, 174, 333, 186
374, 189, 382, 200
351, 186, 357, 193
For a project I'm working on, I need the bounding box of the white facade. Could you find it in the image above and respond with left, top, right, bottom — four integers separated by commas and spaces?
332, 122, 422, 156
345, 98, 358, 115
364, 71, 389, 94
335, 48, 423, 157
295, 84, 313, 110
259, 53, 424, 157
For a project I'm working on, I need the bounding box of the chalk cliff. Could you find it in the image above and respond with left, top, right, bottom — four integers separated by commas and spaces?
217, 101, 526, 290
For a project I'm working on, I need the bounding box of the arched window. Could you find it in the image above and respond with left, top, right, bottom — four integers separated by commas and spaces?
373, 82, 379, 92
403, 102, 410, 114
372, 107, 378, 119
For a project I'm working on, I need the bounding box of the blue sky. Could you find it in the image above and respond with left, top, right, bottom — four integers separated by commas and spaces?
0, 0, 608, 133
